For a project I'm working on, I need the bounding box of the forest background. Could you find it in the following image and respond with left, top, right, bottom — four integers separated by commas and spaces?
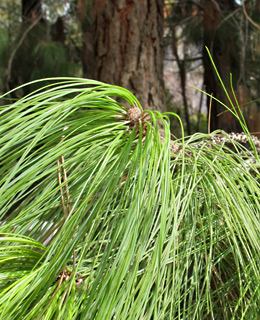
0, 0, 260, 135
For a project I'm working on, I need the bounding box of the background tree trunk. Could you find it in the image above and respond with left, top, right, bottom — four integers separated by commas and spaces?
79, 0, 165, 111
203, 0, 243, 132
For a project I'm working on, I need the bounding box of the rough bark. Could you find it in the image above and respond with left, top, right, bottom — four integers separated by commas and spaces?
80, 0, 165, 111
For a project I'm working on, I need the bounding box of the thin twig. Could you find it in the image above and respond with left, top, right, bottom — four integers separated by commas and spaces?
72, 233, 76, 271
42, 209, 78, 247
196, 83, 205, 132
249, 132, 260, 135
61, 128, 71, 214
59, 128, 76, 270
35, 270, 65, 320
57, 129, 70, 219
208, 94, 213, 134
61, 153, 71, 213
57, 158, 68, 219
242, 0, 260, 30
212, 266, 234, 315
212, 275, 226, 320
41, 216, 66, 246
5, 15, 42, 92
72, 247, 76, 271
57, 281, 73, 320
41, 203, 81, 246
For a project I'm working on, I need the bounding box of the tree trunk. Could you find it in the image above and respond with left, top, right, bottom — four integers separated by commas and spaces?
203, 0, 244, 132
79, 0, 165, 112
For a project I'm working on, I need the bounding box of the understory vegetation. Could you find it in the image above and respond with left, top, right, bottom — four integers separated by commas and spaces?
0, 74, 260, 319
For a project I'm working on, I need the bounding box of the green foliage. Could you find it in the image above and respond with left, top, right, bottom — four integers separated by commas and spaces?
31, 42, 81, 80
0, 77, 260, 319
0, 0, 81, 96
9, 26, 81, 94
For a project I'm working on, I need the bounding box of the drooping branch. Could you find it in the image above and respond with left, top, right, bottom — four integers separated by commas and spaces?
242, 0, 260, 30
5, 15, 42, 92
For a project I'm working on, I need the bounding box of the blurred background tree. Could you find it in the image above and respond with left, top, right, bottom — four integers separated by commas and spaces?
0, 0, 260, 133
0, 0, 81, 96
164, 0, 260, 134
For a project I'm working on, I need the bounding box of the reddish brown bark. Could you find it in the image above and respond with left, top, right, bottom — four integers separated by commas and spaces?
80, 0, 165, 111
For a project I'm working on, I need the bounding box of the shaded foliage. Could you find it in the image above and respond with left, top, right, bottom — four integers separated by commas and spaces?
0, 0, 81, 96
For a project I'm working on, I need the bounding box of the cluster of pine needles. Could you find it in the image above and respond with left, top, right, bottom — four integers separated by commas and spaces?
0, 67, 260, 319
